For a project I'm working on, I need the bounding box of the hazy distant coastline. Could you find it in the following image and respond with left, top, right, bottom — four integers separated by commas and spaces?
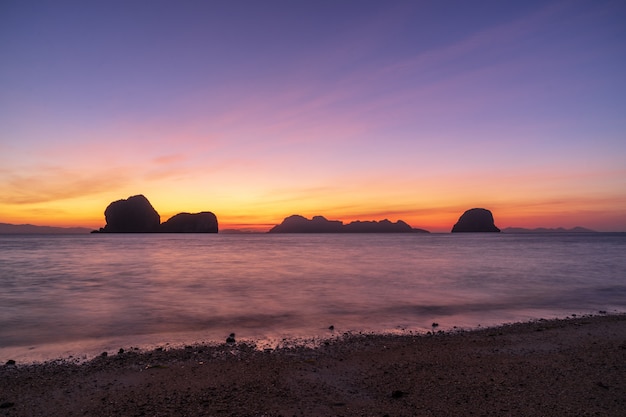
0, 202, 600, 236
0, 222, 603, 235
502, 227, 596, 233
0, 223, 92, 234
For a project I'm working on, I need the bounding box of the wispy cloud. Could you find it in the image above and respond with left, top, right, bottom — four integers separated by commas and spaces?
0, 165, 135, 204
1, 1, 624, 231
151, 154, 187, 165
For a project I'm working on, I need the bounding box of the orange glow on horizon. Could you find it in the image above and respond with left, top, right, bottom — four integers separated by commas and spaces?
1, 184, 625, 233
2, 2, 625, 234
2, 205, 625, 233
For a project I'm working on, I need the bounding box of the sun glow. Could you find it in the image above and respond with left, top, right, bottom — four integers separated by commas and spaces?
1, 1, 625, 232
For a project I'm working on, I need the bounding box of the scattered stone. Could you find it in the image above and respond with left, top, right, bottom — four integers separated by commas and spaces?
118, 348, 125, 355
226, 333, 236, 344
100, 352, 108, 357
146, 364, 168, 370
5, 359, 16, 366
1, 315, 624, 415
391, 390, 407, 398
328, 325, 335, 331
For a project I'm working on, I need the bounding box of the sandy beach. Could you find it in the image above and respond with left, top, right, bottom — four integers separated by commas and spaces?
1, 314, 625, 416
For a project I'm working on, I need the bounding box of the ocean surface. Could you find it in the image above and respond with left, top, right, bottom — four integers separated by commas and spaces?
1, 233, 625, 363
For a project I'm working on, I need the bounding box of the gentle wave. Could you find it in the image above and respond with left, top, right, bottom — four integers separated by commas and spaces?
1, 233, 625, 362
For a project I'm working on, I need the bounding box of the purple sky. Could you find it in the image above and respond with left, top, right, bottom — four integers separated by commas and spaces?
1, 1, 625, 231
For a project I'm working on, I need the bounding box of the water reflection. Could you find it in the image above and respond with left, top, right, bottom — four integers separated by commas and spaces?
1, 233, 625, 361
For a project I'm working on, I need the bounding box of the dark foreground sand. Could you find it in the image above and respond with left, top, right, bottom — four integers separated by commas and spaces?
1, 315, 625, 417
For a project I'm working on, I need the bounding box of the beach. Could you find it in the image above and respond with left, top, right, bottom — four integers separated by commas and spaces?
1, 314, 625, 416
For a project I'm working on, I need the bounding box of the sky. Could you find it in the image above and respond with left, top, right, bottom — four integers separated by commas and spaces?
1, 0, 625, 232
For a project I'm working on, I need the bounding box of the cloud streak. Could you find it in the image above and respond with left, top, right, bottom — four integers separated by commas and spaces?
1, 1, 625, 231
0, 164, 139, 205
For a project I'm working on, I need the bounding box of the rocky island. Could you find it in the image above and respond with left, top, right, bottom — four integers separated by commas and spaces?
93, 195, 218, 233
451, 208, 500, 233
159, 212, 219, 233
269, 215, 429, 233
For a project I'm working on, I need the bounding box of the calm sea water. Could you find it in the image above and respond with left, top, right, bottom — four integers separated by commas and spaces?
1, 233, 625, 362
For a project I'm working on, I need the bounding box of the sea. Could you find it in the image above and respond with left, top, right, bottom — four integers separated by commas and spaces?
1, 233, 625, 363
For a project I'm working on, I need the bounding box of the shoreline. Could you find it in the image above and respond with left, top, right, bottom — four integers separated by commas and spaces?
3, 309, 620, 366
2, 314, 625, 416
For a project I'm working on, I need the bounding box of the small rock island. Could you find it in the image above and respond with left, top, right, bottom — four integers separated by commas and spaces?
160, 212, 219, 233
269, 215, 429, 233
451, 208, 500, 233
93, 195, 218, 233
99, 195, 161, 233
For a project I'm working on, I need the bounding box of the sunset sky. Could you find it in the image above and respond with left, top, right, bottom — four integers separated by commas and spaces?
1, 1, 625, 232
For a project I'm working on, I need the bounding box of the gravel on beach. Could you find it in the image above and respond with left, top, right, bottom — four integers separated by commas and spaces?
1, 314, 625, 416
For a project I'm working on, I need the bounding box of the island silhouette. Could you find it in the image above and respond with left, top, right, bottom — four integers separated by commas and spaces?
93, 195, 218, 233
268, 215, 429, 233
451, 208, 500, 233
0, 195, 600, 234
501, 226, 596, 233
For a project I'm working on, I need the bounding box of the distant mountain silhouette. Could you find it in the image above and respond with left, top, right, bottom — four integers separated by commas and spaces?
268, 215, 429, 233
220, 229, 262, 234
94, 194, 219, 233
451, 208, 500, 233
0, 223, 91, 234
502, 227, 596, 233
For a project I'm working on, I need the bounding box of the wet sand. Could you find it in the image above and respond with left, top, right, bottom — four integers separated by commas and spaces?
1, 314, 625, 416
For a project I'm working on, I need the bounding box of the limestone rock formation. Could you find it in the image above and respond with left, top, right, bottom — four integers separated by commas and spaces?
100, 195, 160, 233
269, 215, 429, 233
343, 219, 427, 233
160, 212, 218, 233
269, 215, 343, 233
95, 195, 219, 233
451, 208, 500, 233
